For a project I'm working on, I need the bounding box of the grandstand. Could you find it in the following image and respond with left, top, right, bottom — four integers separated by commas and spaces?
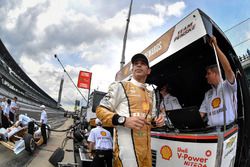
0, 39, 60, 111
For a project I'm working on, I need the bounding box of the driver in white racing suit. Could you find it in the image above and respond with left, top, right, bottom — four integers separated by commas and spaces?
96, 53, 165, 167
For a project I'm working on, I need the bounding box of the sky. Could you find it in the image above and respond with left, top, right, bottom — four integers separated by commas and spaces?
0, 0, 249, 110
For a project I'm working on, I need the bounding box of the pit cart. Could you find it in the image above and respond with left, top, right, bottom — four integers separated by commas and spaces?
116, 9, 250, 167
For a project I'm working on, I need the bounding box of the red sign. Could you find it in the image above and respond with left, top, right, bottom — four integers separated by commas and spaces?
77, 71, 92, 89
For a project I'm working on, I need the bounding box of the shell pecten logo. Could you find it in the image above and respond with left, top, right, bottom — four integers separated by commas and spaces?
160, 145, 172, 160
101, 131, 107, 136
212, 97, 221, 108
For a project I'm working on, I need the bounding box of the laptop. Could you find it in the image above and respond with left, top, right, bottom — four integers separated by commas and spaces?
167, 106, 206, 130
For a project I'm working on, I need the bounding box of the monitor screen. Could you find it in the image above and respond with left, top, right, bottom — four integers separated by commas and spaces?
167, 106, 206, 130
92, 90, 106, 113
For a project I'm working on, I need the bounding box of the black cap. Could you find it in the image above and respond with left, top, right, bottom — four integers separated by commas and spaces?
131, 53, 149, 67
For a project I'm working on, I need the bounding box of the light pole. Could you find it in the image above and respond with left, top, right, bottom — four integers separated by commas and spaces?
54, 54, 88, 104
57, 74, 64, 108
120, 0, 133, 69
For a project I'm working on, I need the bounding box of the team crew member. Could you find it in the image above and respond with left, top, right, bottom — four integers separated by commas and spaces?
0, 96, 4, 127
87, 118, 113, 167
2, 99, 12, 128
159, 84, 182, 111
96, 53, 165, 167
199, 36, 237, 127
10, 97, 19, 122
40, 105, 48, 144
159, 84, 181, 128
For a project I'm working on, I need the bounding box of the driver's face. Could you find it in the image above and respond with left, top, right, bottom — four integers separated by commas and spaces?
132, 60, 151, 79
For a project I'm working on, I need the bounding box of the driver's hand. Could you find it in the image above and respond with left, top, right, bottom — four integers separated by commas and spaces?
124, 116, 146, 130
154, 114, 165, 127
88, 153, 94, 159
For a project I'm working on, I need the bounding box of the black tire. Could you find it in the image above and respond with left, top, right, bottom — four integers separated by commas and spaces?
49, 147, 65, 166
24, 133, 36, 153
74, 129, 84, 142
28, 121, 35, 135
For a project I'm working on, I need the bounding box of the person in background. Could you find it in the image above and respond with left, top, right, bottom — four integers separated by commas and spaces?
40, 105, 48, 144
2, 99, 12, 128
87, 118, 113, 167
159, 84, 182, 112
159, 84, 182, 129
1, 96, 6, 109
0, 96, 7, 128
96, 53, 165, 167
0, 96, 3, 127
10, 96, 19, 122
199, 36, 237, 127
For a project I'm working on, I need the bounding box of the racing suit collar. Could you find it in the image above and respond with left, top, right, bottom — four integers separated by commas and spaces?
131, 77, 147, 89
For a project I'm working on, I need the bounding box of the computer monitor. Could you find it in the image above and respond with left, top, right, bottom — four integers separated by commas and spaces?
92, 90, 106, 113
167, 106, 206, 130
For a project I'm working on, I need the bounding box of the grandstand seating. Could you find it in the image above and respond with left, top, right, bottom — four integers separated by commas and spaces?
0, 39, 60, 111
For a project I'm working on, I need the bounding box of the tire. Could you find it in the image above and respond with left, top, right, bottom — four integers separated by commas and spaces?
24, 133, 36, 154
28, 121, 35, 135
74, 129, 84, 142
49, 147, 65, 166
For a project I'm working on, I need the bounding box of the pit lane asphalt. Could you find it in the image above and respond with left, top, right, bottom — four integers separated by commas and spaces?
0, 110, 67, 167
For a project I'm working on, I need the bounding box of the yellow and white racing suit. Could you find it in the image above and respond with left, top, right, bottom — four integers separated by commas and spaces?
96, 79, 157, 167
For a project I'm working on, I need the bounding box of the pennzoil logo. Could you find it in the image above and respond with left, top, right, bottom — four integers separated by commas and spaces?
160, 145, 172, 160
212, 97, 221, 108
101, 131, 107, 136
226, 136, 236, 149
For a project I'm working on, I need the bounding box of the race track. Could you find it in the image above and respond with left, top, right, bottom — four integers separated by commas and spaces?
0, 110, 67, 167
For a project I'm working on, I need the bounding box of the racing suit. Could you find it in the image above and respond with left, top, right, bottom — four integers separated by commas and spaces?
96, 79, 157, 167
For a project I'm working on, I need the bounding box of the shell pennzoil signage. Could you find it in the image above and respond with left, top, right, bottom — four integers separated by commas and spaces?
221, 133, 238, 166
77, 71, 92, 89
151, 138, 217, 167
